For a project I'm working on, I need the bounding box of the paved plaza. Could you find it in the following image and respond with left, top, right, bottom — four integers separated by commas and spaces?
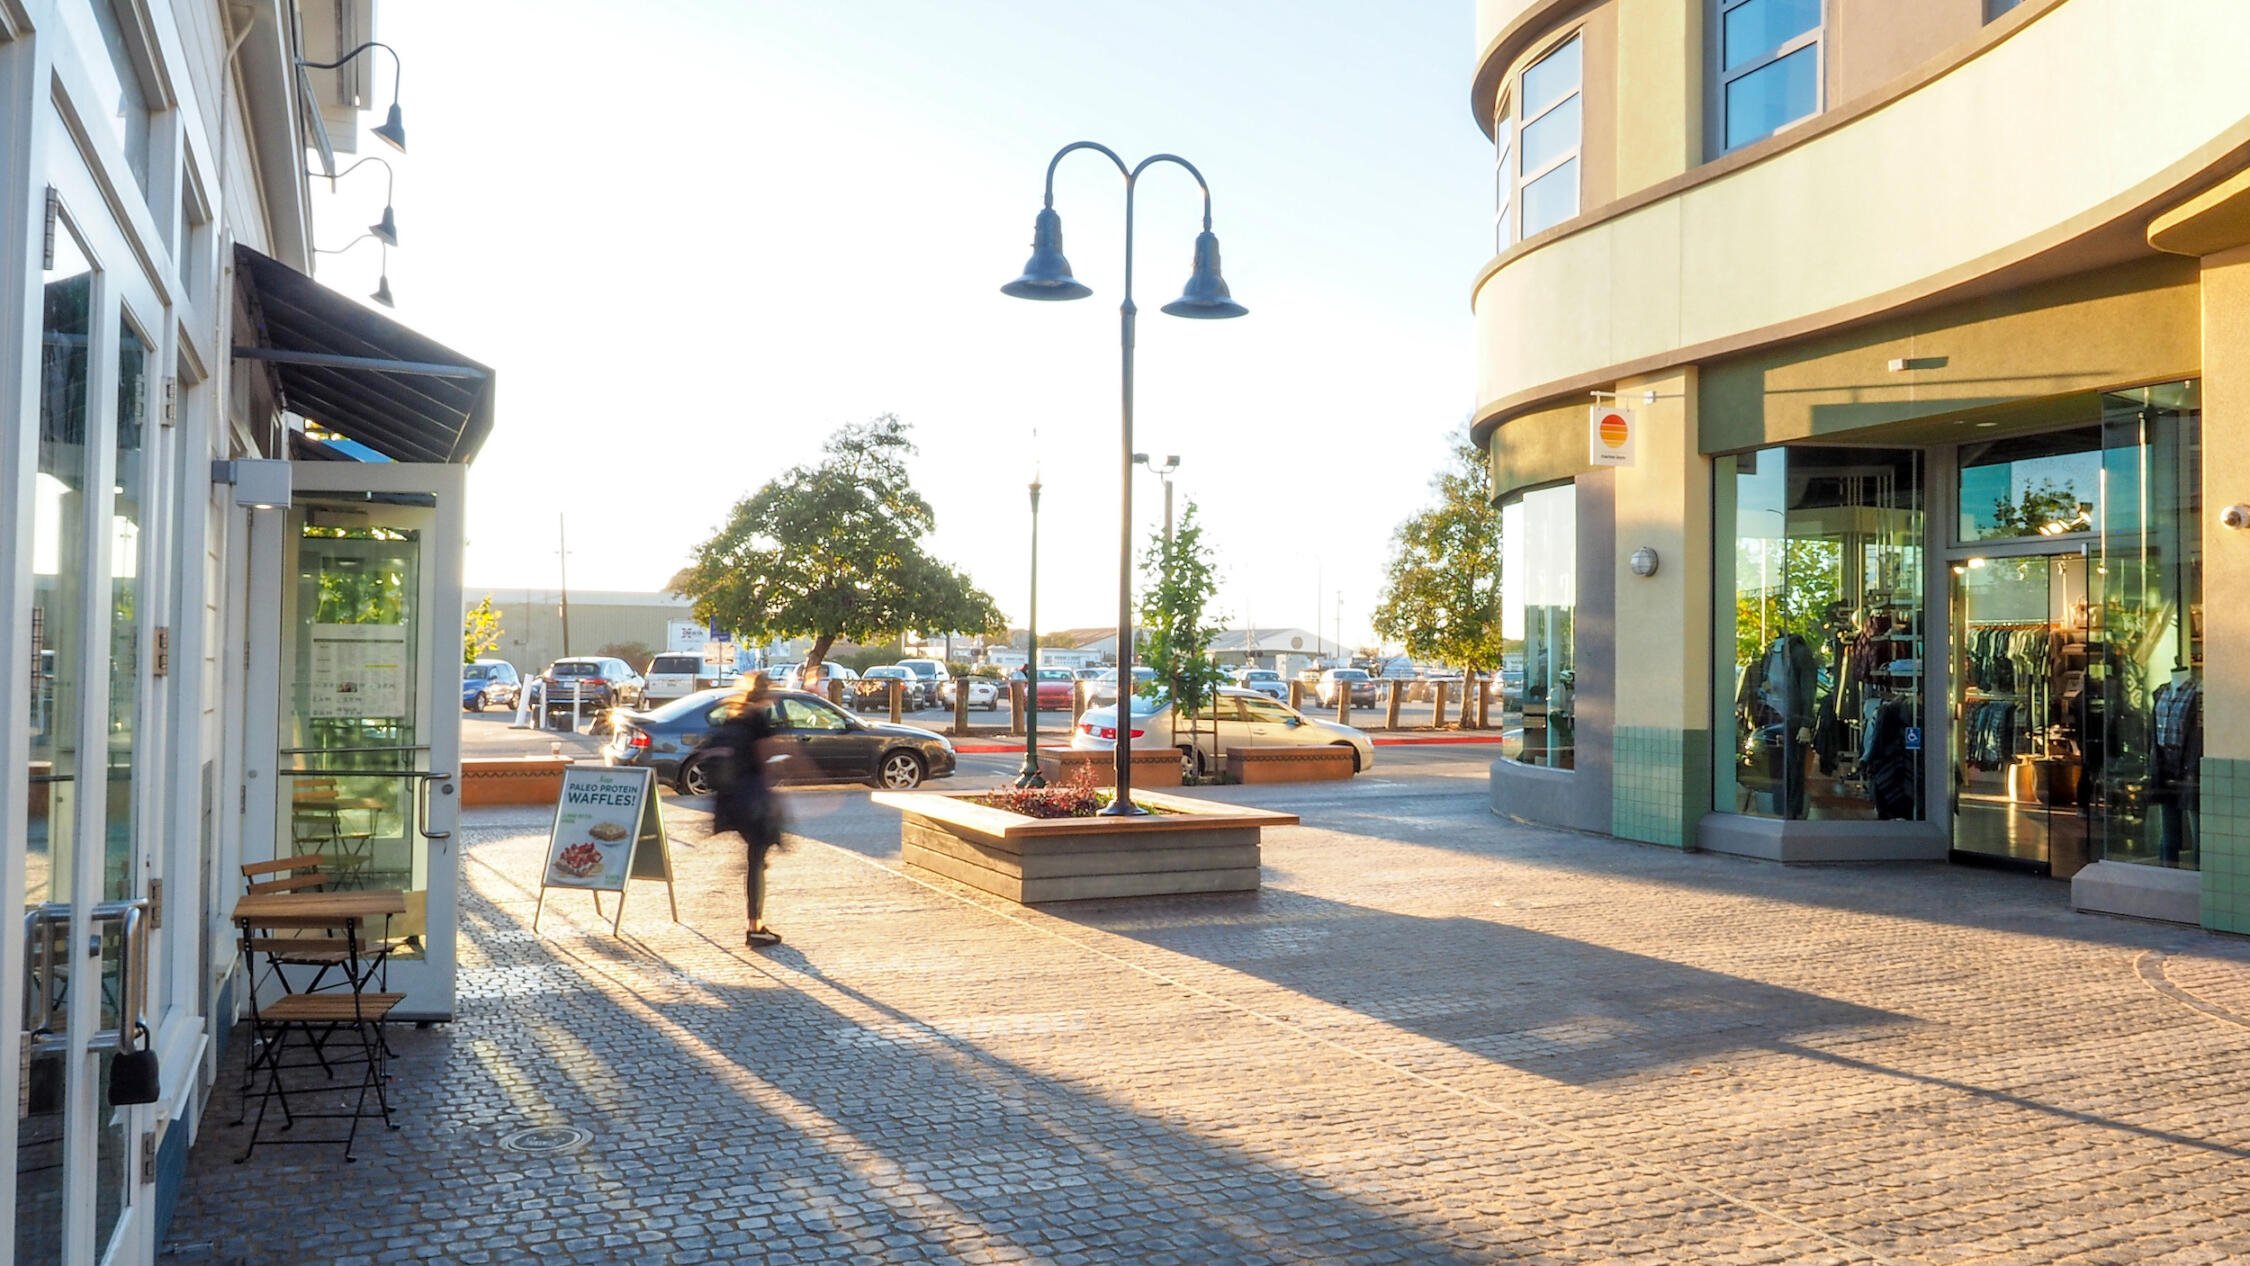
166, 754, 2250, 1264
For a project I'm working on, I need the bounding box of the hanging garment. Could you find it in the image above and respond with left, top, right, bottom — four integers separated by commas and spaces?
1861, 699, 1917, 820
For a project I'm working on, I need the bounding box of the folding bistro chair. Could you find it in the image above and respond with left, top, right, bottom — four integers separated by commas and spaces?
233, 908, 403, 1163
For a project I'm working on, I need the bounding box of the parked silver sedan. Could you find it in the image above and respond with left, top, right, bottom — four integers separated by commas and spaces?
1071, 687, 1374, 778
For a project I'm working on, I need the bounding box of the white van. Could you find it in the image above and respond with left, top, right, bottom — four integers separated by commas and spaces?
643, 653, 705, 705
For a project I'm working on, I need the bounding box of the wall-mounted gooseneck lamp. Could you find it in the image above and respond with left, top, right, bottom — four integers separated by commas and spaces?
298, 41, 407, 153
313, 233, 396, 308
316, 156, 400, 247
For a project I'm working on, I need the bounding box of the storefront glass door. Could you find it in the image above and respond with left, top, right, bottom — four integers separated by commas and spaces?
257, 465, 465, 1020
18, 164, 162, 1266
1948, 553, 2091, 872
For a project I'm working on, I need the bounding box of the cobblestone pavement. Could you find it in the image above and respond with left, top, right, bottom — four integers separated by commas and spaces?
166, 762, 2250, 1264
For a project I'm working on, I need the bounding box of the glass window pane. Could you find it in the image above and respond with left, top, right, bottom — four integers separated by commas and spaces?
1724, 43, 1819, 150
1519, 93, 1581, 179
1724, 0, 1821, 72
1520, 158, 1580, 237
1720, 447, 1925, 821
1522, 35, 1582, 117
107, 320, 150, 901
1957, 426, 2102, 542
1501, 483, 1576, 769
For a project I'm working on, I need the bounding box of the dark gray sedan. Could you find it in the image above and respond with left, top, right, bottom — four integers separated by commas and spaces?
602, 688, 957, 793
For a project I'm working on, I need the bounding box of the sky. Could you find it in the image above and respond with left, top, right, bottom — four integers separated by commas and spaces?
308, 1, 1494, 651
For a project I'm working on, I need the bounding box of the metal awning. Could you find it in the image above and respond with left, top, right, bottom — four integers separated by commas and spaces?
232, 244, 494, 463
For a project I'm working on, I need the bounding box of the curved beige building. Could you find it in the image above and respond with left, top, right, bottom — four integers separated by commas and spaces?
1473, 0, 2250, 928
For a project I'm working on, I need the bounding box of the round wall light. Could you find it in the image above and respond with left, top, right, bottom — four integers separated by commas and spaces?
2221, 504, 2250, 531
1629, 547, 1660, 577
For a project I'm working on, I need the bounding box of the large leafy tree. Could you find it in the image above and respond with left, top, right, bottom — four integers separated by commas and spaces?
1372, 429, 1505, 673
678, 416, 1004, 672
462, 594, 503, 663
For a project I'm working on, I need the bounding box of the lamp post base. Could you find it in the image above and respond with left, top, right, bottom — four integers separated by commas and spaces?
1014, 761, 1047, 789
1096, 798, 1149, 817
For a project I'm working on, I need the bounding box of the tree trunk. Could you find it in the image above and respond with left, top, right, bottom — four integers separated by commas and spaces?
804, 633, 836, 677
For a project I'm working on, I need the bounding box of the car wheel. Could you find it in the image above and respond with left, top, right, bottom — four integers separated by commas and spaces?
680, 758, 716, 797
874, 750, 926, 789
475, 690, 491, 712
1333, 742, 1362, 773
1178, 745, 1205, 780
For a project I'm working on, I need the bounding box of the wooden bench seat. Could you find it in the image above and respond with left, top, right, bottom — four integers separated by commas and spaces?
258, 992, 405, 1023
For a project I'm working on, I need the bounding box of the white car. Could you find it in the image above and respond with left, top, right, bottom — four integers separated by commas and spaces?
1233, 668, 1288, 700
1089, 665, 1159, 706
781, 663, 859, 693
937, 677, 1001, 711
1072, 687, 1374, 778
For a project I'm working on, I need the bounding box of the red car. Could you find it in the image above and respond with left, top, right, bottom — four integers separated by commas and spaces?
1022, 667, 1079, 710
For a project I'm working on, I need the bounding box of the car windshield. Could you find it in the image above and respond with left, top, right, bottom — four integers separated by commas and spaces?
463, 665, 492, 680
1333, 670, 1368, 680
1038, 669, 1074, 681
551, 662, 600, 676
1125, 691, 1170, 716
1246, 671, 1278, 680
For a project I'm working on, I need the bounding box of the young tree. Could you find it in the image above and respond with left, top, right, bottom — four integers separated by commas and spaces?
677, 416, 1005, 673
1139, 503, 1228, 776
462, 594, 503, 664
1372, 428, 1506, 677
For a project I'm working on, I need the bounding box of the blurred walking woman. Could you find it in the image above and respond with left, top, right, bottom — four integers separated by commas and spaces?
708, 672, 787, 946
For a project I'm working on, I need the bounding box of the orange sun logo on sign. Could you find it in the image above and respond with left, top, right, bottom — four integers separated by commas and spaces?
1597, 411, 1630, 448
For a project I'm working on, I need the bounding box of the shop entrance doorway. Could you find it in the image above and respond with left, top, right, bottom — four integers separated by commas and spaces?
1948, 552, 2095, 874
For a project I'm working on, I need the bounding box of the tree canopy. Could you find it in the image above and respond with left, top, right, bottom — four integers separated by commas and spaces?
676, 416, 1004, 670
1371, 429, 1506, 672
462, 594, 502, 664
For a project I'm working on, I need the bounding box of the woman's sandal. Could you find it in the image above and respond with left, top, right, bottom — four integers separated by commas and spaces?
746, 927, 782, 947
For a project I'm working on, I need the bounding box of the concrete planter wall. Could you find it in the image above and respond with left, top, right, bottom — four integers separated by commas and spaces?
460, 756, 575, 807
873, 788, 1296, 905
1034, 746, 1182, 789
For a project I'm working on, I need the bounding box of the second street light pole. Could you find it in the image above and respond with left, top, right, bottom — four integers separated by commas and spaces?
1017, 478, 1046, 788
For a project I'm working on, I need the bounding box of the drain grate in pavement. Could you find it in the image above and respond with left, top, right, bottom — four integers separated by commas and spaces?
496, 1124, 592, 1156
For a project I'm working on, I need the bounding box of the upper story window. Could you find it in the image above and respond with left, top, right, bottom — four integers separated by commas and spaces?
1516, 35, 1582, 238
1717, 0, 1823, 152
1986, 0, 2024, 17
1492, 92, 1514, 251
82, 0, 158, 201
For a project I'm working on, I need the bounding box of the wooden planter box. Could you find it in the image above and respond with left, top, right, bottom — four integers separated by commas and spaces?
873, 788, 1296, 905
1035, 745, 1182, 789
1225, 745, 1356, 784
460, 756, 574, 807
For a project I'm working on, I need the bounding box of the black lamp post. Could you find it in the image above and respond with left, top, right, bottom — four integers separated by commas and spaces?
1016, 478, 1046, 788
1002, 141, 1246, 815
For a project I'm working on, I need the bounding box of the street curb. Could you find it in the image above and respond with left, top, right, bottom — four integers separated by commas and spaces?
954, 734, 1503, 754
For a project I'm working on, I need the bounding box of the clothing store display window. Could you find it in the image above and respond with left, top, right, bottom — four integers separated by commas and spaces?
1500, 482, 1576, 769
1948, 384, 2202, 874
1714, 447, 1925, 821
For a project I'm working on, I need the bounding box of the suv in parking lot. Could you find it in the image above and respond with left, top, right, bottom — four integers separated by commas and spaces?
894, 658, 950, 703
853, 665, 928, 711
1316, 668, 1379, 708
539, 657, 645, 720
643, 653, 708, 706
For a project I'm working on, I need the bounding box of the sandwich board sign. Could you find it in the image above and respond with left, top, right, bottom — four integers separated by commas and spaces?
533, 765, 679, 935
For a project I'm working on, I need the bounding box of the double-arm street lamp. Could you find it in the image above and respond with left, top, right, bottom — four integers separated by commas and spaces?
1002, 141, 1246, 815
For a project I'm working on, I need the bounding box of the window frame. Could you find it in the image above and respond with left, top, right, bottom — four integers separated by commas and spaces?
1492, 89, 1515, 251
1712, 0, 1826, 156
1513, 32, 1583, 240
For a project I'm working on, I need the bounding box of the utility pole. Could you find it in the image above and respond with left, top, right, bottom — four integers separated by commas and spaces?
557, 513, 573, 655
1335, 591, 1343, 666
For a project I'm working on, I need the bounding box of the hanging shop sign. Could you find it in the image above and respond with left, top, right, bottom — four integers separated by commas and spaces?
533, 765, 679, 935
1589, 405, 1637, 468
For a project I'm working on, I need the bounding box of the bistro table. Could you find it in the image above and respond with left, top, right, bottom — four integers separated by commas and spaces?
230, 887, 408, 1161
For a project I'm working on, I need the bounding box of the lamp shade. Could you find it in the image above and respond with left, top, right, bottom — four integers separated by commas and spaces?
372, 103, 406, 153
1001, 208, 1091, 301
1160, 230, 1247, 319
370, 204, 398, 247
371, 272, 395, 308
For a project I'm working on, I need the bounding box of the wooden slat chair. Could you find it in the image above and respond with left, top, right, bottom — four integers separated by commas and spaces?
232, 911, 403, 1163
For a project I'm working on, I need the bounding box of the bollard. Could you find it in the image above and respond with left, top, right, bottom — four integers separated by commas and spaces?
1288, 680, 1305, 711
889, 678, 904, 724
827, 678, 844, 706
1385, 679, 1403, 730
572, 681, 584, 733
1460, 672, 1478, 728
1010, 679, 1027, 736
1071, 680, 1088, 727
1432, 680, 1450, 729
954, 682, 971, 735
1334, 685, 1350, 726
1476, 674, 1491, 729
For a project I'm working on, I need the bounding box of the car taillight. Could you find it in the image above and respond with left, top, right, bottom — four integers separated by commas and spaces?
625, 729, 649, 750
585, 677, 608, 687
